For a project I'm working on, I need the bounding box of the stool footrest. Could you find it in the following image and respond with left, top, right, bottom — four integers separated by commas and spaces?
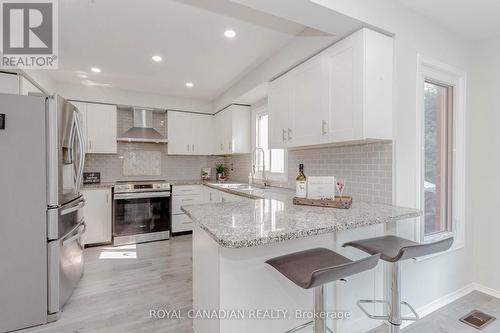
357, 300, 390, 320
400, 301, 419, 321
357, 299, 420, 322
285, 320, 312, 333
285, 321, 334, 333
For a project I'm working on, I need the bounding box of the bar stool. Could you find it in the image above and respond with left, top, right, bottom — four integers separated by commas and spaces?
343, 236, 454, 333
266, 248, 380, 333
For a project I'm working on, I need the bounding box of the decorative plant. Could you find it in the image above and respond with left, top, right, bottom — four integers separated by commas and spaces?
215, 164, 227, 175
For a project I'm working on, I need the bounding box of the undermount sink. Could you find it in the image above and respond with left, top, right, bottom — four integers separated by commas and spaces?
212, 183, 268, 191
214, 183, 244, 189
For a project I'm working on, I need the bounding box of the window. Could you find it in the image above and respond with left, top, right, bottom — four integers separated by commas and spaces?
417, 55, 466, 247
255, 109, 286, 181
423, 80, 453, 237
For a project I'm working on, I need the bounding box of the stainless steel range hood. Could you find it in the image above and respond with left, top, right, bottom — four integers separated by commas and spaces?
117, 108, 167, 143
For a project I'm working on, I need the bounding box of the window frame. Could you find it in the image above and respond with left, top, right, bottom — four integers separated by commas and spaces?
422, 79, 454, 237
252, 104, 287, 183
416, 55, 466, 252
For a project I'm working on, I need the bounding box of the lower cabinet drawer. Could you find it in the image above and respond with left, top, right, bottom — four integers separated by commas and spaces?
171, 194, 201, 215
172, 185, 201, 196
172, 214, 193, 233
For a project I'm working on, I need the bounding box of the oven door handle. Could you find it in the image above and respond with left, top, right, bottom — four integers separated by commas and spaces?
114, 192, 171, 200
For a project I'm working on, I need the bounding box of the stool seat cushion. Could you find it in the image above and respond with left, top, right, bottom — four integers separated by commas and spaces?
343, 235, 454, 262
266, 248, 380, 289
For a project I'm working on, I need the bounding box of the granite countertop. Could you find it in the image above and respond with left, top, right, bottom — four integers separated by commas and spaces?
182, 185, 421, 249
82, 179, 204, 189
169, 179, 205, 186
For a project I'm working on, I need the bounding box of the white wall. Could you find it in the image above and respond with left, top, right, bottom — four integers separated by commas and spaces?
21, 69, 57, 94
56, 81, 213, 113
470, 37, 500, 292
213, 30, 338, 111
16, 69, 213, 113
230, 0, 475, 310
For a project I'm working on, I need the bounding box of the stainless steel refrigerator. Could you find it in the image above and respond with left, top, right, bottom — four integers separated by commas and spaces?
0, 93, 86, 332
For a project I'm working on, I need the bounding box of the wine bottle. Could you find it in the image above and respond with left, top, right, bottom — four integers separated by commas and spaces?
295, 164, 307, 198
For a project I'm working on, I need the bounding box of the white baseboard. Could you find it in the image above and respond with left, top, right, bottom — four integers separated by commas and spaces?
473, 283, 500, 299
399, 283, 476, 329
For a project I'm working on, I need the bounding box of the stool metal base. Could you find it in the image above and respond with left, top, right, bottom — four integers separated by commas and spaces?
285, 285, 333, 333
357, 300, 419, 322
356, 262, 419, 332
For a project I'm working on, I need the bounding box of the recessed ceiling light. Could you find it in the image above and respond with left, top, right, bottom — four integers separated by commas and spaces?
152, 55, 162, 62
224, 29, 236, 39
185, 82, 194, 88
78, 74, 88, 78
91, 67, 101, 73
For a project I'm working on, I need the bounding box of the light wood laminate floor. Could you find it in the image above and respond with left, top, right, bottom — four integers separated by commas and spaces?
18, 235, 500, 333
368, 291, 500, 333
21, 235, 193, 333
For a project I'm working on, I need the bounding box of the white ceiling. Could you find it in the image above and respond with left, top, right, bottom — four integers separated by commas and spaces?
50, 0, 305, 101
397, 0, 500, 41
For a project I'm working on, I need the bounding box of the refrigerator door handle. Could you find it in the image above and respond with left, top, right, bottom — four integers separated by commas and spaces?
63, 116, 76, 165
62, 221, 86, 246
73, 113, 85, 194
47, 96, 59, 207
60, 197, 86, 216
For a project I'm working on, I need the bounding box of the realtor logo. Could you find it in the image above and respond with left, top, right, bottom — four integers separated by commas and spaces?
0, 0, 58, 69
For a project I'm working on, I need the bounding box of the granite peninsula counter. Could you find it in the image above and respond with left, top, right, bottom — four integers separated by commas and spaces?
183, 184, 421, 333
182, 185, 420, 248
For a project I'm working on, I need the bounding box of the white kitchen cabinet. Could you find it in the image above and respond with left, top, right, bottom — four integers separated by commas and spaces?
289, 56, 330, 147
70, 101, 117, 154
171, 185, 202, 234
268, 75, 291, 149
172, 193, 202, 215
168, 111, 213, 155
0, 73, 19, 94
82, 188, 112, 245
202, 186, 223, 203
172, 214, 194, 234
268, 28, 393, 149
213, 105, 251, 155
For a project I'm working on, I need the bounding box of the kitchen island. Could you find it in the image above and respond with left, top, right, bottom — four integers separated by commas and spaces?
182, 185, 420, 333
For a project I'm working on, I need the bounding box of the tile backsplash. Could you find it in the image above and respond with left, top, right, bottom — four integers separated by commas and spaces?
84, 109, 219, 182
228, 142, 393, 204
85, 107, 392, 203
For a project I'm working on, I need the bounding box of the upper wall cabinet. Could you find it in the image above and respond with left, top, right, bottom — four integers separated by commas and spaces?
168, 111, 213, 155
71, 101, 117, 154
0, 73, 20, 94
213, 105, 251, 155
268, 28, 393, 149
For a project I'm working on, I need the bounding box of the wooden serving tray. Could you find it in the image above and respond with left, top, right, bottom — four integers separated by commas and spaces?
293, 196, 353, 209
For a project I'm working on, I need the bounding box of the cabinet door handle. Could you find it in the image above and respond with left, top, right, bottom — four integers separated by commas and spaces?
287, 128, 292, 141
192, 144, 195, 152
220, 143, 223, 151
209, 192, 212, 201
322, 120, 327, 135
187, 144, 190, 152
106, 193, 109, 203
282, 129, 286, 142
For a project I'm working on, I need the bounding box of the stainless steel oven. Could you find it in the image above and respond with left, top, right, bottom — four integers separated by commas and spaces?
113, 181, 171, 245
